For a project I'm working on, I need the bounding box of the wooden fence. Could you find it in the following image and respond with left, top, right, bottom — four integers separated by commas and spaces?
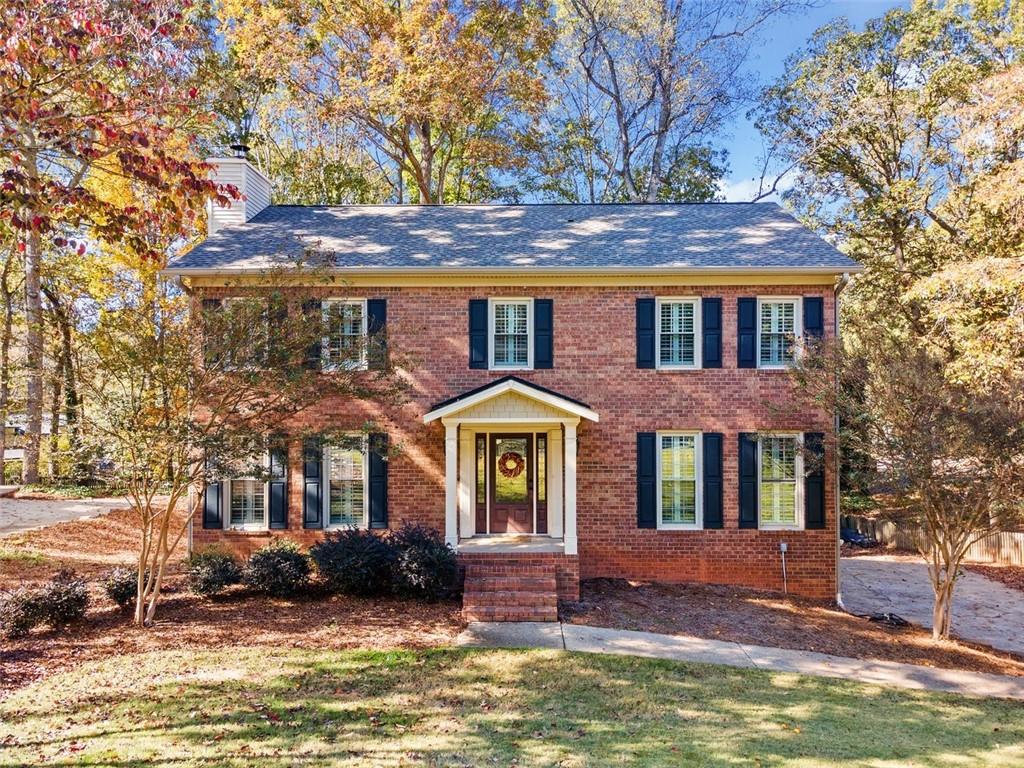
841, 515, 1024, 567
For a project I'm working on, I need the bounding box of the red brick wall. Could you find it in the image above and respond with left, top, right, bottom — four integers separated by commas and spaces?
191, 283, 838, 600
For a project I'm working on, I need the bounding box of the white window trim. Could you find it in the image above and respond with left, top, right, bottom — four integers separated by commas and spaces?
225, 450, 270, 531
757, 432, 804, 530
756, 296, 802, 370
321, 298, 368, 372
488, 298, 534, 371
656, 430, 703, 530
322, 436, 370, 530
655, 297, 702, 370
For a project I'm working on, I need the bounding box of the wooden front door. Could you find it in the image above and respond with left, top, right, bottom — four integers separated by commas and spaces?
489, 434, 533, 534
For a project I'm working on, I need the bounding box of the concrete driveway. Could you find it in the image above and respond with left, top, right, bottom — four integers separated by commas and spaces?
842, 555, 1024, 656
0, 495, 135, 537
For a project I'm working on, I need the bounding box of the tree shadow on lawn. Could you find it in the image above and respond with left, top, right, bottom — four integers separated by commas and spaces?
2, 648, 1022, 767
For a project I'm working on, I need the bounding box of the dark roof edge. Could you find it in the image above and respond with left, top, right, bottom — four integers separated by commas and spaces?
428, 375, 593, 414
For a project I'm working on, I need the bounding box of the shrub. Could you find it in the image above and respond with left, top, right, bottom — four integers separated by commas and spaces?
310, 529, 397, 595
0, 588, 43, 638
187, 549, 242, 596
36, 569, 89, 626
390, 524, 458, 601
1, 570, 89, 637
102, 567, 140, 609
242, 540, 310, 597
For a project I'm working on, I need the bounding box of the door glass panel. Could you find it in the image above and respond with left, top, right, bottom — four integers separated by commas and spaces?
537, 435, 546, 503
494, 437, 528, 503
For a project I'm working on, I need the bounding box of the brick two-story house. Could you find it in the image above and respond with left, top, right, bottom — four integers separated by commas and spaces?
165, 157, 860, 620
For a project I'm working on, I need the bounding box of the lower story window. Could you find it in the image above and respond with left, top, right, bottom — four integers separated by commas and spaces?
759, 435, 800, 527
658, 432, 700, 528
229, 478, 266, 529
327, 440, 366, 527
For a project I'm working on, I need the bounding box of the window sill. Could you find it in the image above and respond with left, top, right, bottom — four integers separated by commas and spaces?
756, 365, 794, 372
224, 527, 271, 534
657, 524, 703, 531
655, 365, 701, 372
758, 524, 803, 531
489, 366, 533, 372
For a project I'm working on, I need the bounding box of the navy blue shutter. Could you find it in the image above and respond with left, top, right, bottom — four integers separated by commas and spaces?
202, 298, 223, 368
534, 299, 553, 369
468, 299, 488, 369
738, 433, 759, 528
368, 433, 389, 529
703, 433, 723, 528
202, 481, 222, 529
302, 438, 322, 528
268, 444, 288, 529
637, 432, 657, 528
805, 432, 826, 529
636, 298, 656, 369
302, 299, 322, 370
803, 297, 824, 340
737, 298, 757, 368
702, 298, 722, 368
367, 299, 387, 370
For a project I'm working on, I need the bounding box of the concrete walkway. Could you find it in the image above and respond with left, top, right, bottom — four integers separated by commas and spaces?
0, 495, 135, 536
456, 622, 1024, 700
842, 555, 1024, 656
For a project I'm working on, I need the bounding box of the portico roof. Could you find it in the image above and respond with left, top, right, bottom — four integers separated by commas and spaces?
422, 376, 599, 424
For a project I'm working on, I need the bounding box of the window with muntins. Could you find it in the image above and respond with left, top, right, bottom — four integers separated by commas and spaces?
658, 433, 700, 527
322, 300, 366, 370
326, 440, 366, 527
758, 299, 799, 367
229, 478, 266, 528
491, 300, 531, 368
759, 435, 800, 527
657, 299, 699, 368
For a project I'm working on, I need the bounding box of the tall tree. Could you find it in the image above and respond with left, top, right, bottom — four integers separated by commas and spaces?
218, 0, 554, 204
0, 0, 229, 482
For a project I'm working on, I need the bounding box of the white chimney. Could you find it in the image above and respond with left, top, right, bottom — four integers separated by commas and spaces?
206, 157, 272, 236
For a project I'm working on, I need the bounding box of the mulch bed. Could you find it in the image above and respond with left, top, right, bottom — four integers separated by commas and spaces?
561, 578, 1024, 678
968, 564, 1024, 594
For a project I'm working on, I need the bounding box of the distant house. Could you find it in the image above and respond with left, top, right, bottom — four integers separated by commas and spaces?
163, 157, 861, 620
4, 414, 63, 461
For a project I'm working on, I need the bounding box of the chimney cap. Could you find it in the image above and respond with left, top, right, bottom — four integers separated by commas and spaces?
229, 143, 250, 159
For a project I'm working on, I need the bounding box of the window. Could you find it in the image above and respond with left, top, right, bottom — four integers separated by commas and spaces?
657, 432, 702, 528
220, 297, 268, 370
325, 439, 367, 528
657, 298, 700, 369
758, 298, 801, 368
322, 299, 367, 370
759, 435, 803, 528
490, 299, 532, 369
229, 478, 266, 529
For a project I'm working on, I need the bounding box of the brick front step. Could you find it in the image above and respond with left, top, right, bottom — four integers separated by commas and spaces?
462, 562, 559, 622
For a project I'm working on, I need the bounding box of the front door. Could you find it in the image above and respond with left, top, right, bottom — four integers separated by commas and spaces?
489, 434, 533, 534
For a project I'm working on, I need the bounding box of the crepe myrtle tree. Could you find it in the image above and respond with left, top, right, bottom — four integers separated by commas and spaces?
790, 336, 1024, 641
81, 266, 408, 626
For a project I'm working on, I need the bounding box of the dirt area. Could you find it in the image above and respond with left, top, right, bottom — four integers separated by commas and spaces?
561, 578, 1024, 678
968, 564, 1024, 594
0, 508, 462, 699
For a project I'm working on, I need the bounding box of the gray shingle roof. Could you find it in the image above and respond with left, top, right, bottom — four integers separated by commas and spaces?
167, 203, 860, 273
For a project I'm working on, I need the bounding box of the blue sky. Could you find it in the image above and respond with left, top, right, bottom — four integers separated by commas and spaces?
719, 0, 906, 201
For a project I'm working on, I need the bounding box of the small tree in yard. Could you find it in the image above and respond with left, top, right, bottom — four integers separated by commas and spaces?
80, 267, 407, 626
792, 337, 1024, 641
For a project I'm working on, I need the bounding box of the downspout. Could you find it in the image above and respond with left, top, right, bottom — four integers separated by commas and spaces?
833, 272, 851, 608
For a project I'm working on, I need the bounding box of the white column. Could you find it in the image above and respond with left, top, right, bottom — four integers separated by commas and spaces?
444, 422, 459, 548
548, 428, 563, 538
458, 429, 475, 538
563, 420, 578, 555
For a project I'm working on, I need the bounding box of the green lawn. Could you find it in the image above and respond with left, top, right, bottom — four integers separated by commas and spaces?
2, 648, 1022, 767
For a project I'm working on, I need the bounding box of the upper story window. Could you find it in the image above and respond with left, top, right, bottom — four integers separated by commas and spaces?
758, 298, 801, 368
657, 431, 702, 529
759, 434, 803, 529
657, 298, 700, 369
490, 299, 532, 370
325, 438, 368, 528
322, 299, 367, 370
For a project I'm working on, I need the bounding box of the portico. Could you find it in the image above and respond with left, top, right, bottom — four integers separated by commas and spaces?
422, 376, 599, 555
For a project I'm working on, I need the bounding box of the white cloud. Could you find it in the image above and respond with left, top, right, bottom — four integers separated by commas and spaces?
717, 173, 795, 203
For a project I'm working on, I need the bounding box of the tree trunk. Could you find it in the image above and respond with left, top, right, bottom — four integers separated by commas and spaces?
21, 227, 44, 484
46, 356, 62, 481
0, 253, 14, 481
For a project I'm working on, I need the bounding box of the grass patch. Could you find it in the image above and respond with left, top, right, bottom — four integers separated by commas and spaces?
17, 483, 128, 499
0, 546, 46, 564
1, 647, 1022, 767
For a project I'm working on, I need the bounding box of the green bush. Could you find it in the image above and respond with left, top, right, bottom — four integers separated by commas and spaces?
187, 549, 242, 596
102, 567, 140, 609
242, 540, 310, 597
310, 529, 397, 595
390, 524, 458, 601
1, 569, 88, 637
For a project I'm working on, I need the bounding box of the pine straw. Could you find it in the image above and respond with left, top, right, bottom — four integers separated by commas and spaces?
561, 578, 1024, 679
968, 564, 1024, 594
